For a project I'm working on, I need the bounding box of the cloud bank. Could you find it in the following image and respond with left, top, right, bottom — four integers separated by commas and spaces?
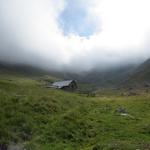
0, 0, 150, 72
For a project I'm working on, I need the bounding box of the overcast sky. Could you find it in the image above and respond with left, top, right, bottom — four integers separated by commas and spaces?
0, 0, 150, 72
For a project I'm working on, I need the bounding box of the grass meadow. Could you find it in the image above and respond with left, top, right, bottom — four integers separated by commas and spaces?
0, 73, 150, 150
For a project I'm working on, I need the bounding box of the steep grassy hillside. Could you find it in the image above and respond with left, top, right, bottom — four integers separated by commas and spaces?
0, 72, 150, 150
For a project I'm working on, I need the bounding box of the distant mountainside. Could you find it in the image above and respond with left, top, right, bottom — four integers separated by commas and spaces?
124, 58, 150, 87
62, 58, 150, 88
0, 62, 61, 84
0, 62, 60, 77
62, 65, 137, 87
0, 59, 150, 88
0, 62, 45, 75
0, 61, 136, 86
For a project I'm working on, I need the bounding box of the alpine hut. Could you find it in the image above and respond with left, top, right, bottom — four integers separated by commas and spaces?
50, 80, 77, 91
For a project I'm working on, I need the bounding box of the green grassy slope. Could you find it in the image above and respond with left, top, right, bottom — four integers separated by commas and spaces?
0, 73, 150, 150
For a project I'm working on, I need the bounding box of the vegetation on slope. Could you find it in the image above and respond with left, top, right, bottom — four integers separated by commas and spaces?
0, 73, 150, 150
125, 58, 150, 87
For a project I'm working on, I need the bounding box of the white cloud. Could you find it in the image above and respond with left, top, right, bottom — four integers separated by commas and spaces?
0, 0, 150, 72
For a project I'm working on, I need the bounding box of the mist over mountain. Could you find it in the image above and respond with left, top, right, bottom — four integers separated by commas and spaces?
0, 58, 149, 89
1, 1, 150, 150
0, 0, 150, 73
124, 58, 150, 87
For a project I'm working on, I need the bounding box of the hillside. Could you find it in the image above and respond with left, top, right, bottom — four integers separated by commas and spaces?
0, 62, 56, 76
0, 70, 150, 149
62, 65, 136, 88
124, 58, 150, 87
62, 59, 150, 89
1, 59, 150, 89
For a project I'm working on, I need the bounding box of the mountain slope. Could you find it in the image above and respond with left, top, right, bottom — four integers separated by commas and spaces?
0, 69, 150, 150
125, 58, 150, 87
0, 62, 61, 87
0, 62, 52, 76
62, 65, 136, 88
0, 61, 137, 88
1, 59, 150, 89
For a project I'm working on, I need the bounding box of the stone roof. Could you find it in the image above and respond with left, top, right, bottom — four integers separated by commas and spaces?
52, 80, 74, 88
